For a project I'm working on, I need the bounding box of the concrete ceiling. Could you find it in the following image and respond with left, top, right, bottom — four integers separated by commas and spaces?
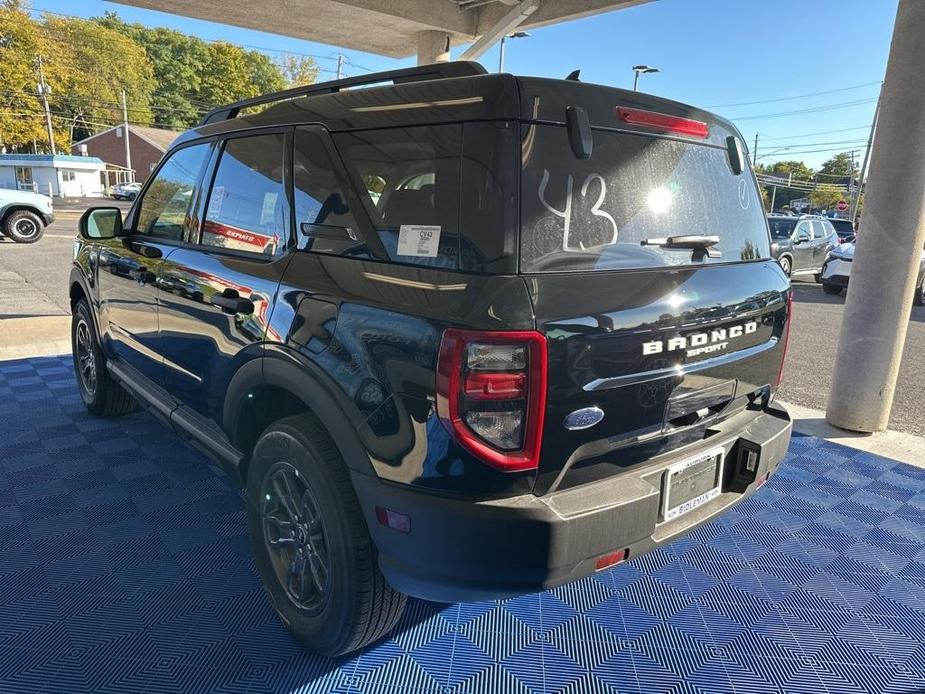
109, 0, 652, 59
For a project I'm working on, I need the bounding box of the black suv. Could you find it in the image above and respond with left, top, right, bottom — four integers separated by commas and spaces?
70, 62, 792, 656
767, 214, 839, 278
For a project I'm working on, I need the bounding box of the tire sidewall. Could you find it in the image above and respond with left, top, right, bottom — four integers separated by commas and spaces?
246, 421, 363, 654
71, 301, 104, 409
6, 210, 44, 243
779, 256, 791, 276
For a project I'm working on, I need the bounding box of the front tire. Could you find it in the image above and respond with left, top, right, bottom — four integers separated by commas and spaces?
71, 299, 136, 416
246, 413, 406, 656
4, 209, 45, 243
822, 283, 842, 296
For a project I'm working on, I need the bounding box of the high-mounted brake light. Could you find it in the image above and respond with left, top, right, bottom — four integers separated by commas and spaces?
617, 107, 710, 139
776, 290, 793, 387
436, 329, 547, 473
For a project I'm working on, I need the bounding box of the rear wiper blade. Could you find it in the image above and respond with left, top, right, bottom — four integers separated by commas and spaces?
641, 235, 722, 258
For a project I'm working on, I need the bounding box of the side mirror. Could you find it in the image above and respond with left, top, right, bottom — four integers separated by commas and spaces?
793, 230, 810, 244
80, 207, 123, 239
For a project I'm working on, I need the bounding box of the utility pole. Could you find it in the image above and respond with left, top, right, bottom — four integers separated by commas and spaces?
752, 133, 758, 164
120, 89, 132, 181
850, 97, 881, 226
336, 53, 345, 80
35, 56, 55, 155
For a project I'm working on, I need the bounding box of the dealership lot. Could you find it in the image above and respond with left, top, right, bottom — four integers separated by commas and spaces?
1, 355, 924, 693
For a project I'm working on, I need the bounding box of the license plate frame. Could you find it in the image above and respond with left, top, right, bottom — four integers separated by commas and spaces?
661, 447, 725, 522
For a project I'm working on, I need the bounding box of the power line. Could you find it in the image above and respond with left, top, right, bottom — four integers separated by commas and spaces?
705, 81, 882, 109
731, 97, 879, 121
750, 125, 871, 143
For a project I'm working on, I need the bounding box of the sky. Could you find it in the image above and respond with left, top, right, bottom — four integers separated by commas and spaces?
29, 0, 898, 169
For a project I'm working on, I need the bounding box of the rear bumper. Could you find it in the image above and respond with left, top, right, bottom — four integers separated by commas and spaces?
354, 404, 792, 603
821, 258, 851, 285
41, 212, 54, 225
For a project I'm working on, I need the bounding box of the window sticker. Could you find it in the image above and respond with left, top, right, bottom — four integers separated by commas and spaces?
397, 225, 441, 257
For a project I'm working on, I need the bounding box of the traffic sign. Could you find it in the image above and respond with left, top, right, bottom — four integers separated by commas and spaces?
836, 200, 849, 212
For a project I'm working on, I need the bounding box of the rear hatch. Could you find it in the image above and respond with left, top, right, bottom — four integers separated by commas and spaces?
516, 80, 790, 493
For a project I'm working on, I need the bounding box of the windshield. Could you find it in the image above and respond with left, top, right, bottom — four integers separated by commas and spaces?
521, 125, 771, 272
768, 218, 797, 239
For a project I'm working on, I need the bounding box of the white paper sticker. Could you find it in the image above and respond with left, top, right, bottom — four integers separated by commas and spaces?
397, 225, 441, 257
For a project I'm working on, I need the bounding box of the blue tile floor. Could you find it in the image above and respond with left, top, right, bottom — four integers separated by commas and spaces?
1, 355, 925, 693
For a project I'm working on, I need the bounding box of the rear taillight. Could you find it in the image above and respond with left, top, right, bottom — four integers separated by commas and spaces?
436, 329, 547, 472
776, 290, 793, 387
617, 107, 709, 139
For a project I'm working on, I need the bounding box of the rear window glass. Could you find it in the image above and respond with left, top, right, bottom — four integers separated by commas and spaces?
521, 125, 771, 272
768, 218, 796, 239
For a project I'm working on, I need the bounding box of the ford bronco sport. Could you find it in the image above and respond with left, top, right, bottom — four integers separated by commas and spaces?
70, 62, 792, 656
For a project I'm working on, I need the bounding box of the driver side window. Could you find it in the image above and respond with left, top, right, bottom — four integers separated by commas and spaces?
135, 143, 211, 241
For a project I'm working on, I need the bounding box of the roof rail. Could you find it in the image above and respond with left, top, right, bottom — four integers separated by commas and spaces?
199, 61, 488, 126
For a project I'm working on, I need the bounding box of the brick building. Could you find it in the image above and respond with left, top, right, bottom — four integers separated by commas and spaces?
72, 125, 181, 183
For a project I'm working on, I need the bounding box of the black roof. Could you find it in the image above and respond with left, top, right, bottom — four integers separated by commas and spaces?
174, 62, 743, 149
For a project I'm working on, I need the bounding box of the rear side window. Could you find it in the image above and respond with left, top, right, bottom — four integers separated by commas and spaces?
201, 134, 289, 257
293, 128, 366, 258
521, 125, 771, 272
811, 220, 829, 239
333, 125, 462, 269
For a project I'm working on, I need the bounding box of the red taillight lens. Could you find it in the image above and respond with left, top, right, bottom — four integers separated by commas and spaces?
436, 329, 547, 473
776, 290, 793, 387
617, 107, 710, 139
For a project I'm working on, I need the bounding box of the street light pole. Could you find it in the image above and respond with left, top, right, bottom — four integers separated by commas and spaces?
632, 64, 660, 92
498, 32, 529, 73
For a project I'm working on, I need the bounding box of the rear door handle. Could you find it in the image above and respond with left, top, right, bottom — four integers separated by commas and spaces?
210, 292, 254, 315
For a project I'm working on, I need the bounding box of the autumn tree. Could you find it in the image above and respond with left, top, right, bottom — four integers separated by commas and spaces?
278, 54, 320, 88
41, 15, 155, 143
0, 1, 54, 151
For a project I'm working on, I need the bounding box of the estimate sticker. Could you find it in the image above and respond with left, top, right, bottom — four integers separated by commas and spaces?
397, 225, 441, 258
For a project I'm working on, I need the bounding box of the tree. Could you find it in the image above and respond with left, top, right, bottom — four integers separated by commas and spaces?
42, 15, 155, 143
756, 160, 816, 211
97, 13, 209, 130
0, 2, 54, 151
809, 183, 845, 211
278, 54, 320, 88
819, 151, 859, 178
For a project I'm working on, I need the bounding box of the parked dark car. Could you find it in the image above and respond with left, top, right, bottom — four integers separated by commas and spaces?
829, 217, 856, 244
768, 214, 838, 279
70, 62, 793, 656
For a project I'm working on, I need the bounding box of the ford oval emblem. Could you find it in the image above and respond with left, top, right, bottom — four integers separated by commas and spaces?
563, 406, 605, 431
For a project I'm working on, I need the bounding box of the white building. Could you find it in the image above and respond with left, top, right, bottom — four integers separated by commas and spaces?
0, 154, 106, 198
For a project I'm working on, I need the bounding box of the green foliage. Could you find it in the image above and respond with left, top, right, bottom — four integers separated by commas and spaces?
809, 184, 846, 211
0, 9, 318, 150
755, 160, 817, 211
819, 151, 859, 178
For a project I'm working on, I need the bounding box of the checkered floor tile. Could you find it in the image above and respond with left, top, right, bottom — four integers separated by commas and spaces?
1, 355, 925, 693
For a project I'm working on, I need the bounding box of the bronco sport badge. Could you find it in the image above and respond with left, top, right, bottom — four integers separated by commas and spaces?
642, 320, 759, 358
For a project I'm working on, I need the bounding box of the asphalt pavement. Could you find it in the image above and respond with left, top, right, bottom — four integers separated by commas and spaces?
1, 201, 923, 436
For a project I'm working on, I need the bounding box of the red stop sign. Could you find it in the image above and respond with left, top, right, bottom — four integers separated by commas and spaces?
836, 200, 849, 211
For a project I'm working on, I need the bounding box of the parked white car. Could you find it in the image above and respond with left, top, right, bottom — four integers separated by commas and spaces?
821, 242, 925, 306
0, 189, 54, 243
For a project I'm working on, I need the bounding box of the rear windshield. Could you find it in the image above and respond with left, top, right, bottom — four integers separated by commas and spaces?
768, 218, 797, 239
830, 219, 853, 235
521, 125, 771, 272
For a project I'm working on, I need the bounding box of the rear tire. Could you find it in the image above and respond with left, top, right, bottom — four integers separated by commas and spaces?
246, 413, 407, 656
822, 283, 842, 296
4, 209, 44, 243
778, 256, 792, 277
71, 299, 137, 417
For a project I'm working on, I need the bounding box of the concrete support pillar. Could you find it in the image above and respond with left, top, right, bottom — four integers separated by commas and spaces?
827, 0, 925, 432
417, 30, 451, 65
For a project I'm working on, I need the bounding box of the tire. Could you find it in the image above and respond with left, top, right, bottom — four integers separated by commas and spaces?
71, 299, 137, 417
914, 280, 925, 307
822, 283, 842, 296
778, 255, 792, 277
4, 209, 45, 243
814, 273, 822, 284
246, 413, 407, 656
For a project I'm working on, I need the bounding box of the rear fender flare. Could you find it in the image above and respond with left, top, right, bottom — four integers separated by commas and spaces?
223, 345, 374, 477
